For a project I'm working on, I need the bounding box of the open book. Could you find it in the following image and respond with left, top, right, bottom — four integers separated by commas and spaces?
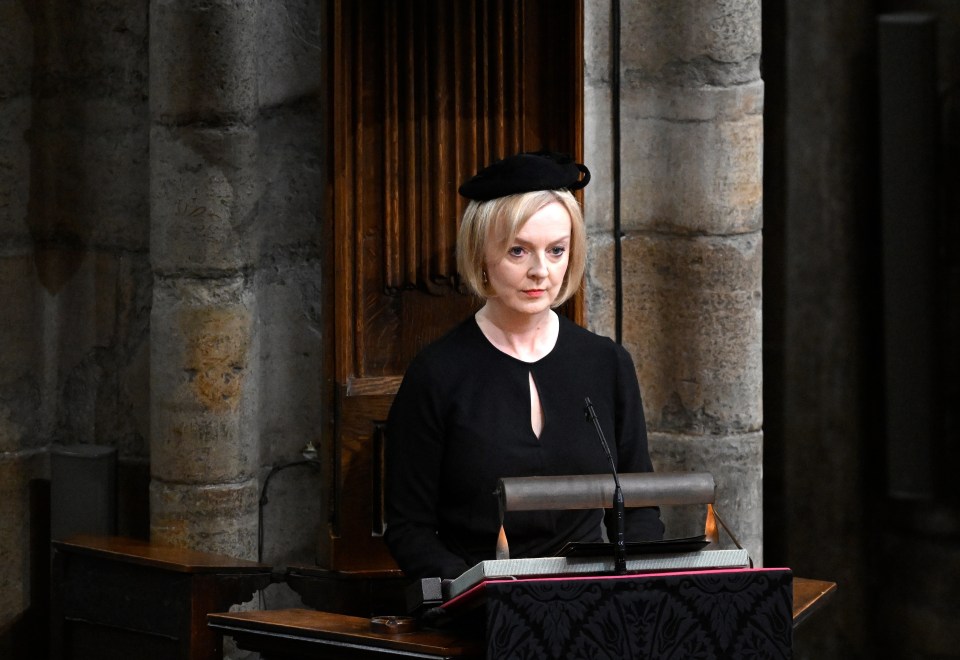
445, 546, 751, 601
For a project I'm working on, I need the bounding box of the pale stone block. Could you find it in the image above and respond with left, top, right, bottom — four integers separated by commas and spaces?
649, 431, 763, 567
151, 124, 261, 272
584, 233, 617, 341
153, 409, 254, 483
255, 261, 323, 461
621, 0, 761, 86
583, 84, 614, 233
150, 0, 259, 123
257, 108, 325, 252
151, 275, 258, 483
150, 478, 259, 560
257, 0, 324, 108
621, 232, 762, 434
620, 112, 763, 235
583, 0, 611, 86
623, 79, 764, 123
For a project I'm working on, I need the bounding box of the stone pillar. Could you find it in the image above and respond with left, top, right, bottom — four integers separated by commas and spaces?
148, 0, 261, 559
4, 0, 152, 627
0, 12, 41, 623
585, 0, 764, 564
0, 6, 42, 605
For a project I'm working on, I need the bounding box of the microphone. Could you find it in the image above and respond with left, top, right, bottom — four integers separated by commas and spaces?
584, 397, 627, 575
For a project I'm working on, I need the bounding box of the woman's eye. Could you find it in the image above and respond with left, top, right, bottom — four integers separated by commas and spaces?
508, 246, 525, 257
550, 246, 566, 256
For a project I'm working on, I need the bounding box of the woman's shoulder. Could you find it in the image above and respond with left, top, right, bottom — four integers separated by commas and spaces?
557, 315, 625, 355
555, 316, 639, 377
404, 316, 484, 378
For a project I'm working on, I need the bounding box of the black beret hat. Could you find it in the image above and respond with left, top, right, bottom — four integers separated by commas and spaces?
458, 150, 591, 201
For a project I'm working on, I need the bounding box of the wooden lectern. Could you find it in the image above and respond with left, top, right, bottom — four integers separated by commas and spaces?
209, 568, 836, 659
211, 468, 836, 658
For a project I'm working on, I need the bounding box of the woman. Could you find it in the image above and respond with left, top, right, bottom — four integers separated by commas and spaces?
385, 151, 664, 580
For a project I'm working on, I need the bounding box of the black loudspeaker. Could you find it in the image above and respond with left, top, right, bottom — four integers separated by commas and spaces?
50, 444, 117, 540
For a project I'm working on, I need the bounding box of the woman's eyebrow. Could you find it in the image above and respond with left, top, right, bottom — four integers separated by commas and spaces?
511, 234, 571, 246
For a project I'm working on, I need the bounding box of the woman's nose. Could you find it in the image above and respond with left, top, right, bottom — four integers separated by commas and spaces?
528, 253, 548, 277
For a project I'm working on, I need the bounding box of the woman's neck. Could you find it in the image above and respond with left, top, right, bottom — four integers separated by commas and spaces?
475, 304, 559, 362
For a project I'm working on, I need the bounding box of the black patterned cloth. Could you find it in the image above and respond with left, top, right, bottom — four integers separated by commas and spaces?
480, 569, 793, 659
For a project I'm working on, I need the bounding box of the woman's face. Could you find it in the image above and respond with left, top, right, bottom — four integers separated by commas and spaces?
483, 201, 572, 318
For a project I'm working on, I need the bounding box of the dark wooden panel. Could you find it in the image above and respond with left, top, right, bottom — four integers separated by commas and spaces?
332, 0, 583, 382
51, 537, 272, 660
321, 0, 584, 580
209, 608, 482, 659
62, 621, 180, 660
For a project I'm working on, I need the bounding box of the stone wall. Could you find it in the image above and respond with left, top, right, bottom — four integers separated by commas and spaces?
1, 0, 152, 636
584, 0, 765, 564
148, 0, 326, 566
0, 0, 327, 642
0, 0, 37, 631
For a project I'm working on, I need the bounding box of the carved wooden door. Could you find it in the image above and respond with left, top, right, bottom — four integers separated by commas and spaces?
321, 0, 584, 574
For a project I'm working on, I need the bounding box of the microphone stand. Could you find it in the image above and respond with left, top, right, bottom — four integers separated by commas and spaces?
584, 397, 627, 575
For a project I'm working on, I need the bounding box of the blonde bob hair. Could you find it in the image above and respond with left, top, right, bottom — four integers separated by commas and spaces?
456, 189, 585, 306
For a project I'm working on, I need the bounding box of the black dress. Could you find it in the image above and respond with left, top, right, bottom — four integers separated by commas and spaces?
384, 314, 664, 579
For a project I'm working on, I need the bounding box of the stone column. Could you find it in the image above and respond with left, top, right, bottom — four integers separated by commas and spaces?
0, 5, 42, 626
0, 3, 44, 605
586, 0, 764, 563
148, 0, 261, 559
